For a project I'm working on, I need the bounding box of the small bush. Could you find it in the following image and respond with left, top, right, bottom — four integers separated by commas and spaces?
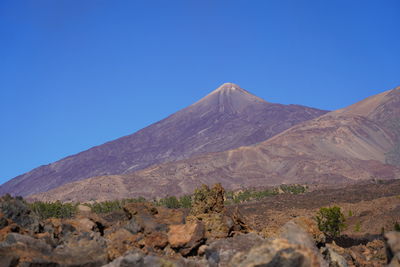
394, 222, 400, 232
348, 210, 353, 217
315, 206, 346, 238
158, 196, 180, 209
179, 195, 192, 208
354, 221, 361, 232
280, 184, 306, 194
86, 200, 122, 214
86, 197, 146, 214
29, 201, 77, 219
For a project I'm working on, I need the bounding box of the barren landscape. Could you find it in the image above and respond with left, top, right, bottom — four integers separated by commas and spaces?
1, 180, 400, 266
27, 86, 400, 202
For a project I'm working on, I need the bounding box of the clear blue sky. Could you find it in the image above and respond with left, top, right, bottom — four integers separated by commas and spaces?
1, 0, 399, 185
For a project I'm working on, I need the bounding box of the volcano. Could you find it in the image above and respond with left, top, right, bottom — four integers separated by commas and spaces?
0, 83, 327, 197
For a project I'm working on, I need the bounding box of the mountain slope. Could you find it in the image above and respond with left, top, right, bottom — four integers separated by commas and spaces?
0, 83, 328, 197
30, 86, 400, 202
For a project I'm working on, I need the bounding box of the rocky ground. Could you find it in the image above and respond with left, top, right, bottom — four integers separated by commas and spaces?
1, 181, 400, 266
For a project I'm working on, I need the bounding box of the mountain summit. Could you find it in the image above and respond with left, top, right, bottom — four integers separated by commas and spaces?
192, 83, 267, 114
0, 83, 328, 197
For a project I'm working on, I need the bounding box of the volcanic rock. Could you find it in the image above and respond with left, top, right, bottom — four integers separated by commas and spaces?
205, 233, 265, 267
385, 231, 400, 266
168, 221, 205, 256
0, 194, 40, 233
230, 238, 327, 267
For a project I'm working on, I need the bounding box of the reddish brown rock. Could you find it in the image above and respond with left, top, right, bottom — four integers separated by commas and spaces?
187, 213, 232, 240
144, 232, 168, 250
123, 202, 158, 218
154, 206, 185, 225
105, 228, 136, 260
168, 221, 205, 256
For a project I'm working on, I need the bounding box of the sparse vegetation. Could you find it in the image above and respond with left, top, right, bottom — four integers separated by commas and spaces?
354, 221, 361, 232
157, 196, 180, 209
348, 210, 353, 217
225, 184, 307, 204
29, 201, 78, 219
27, 184, 308, 216
86, 197, 146, 213
279, 184, 307, 194
178, 195, 192, 208
394, 221, 400, 232
315, 206, 346, 238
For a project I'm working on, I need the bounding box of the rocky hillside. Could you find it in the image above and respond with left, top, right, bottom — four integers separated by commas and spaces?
30, 86, 400, 202
2, 182, 400, 266
0, 83, 327, 197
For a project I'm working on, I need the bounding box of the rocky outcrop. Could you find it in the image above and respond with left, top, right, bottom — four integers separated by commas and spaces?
0, 194, 40, 233
190, 184, 225, 216
385, 231, 400, 266
0, 193, 396, 266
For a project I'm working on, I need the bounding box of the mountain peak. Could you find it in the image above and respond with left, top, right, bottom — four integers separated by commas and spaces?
214, 82, 242, 93
191, 83, 268, 113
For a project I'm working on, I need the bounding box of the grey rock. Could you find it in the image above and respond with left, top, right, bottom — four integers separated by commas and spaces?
0, 195, 40, 232
279, 221, 319, 250
123, 218, 143, 234
321, 247, 348, 267
2, 233, 52, 254
230, 238, 328, 267
385, 231, 400, 266
0, 217, 8, 229
205, 233, 264, 267
104, 250, 209, 267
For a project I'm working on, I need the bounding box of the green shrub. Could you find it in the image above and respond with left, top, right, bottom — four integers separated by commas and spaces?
354, 221, 361, 232
315, 206, 345, 238
86, 200, 122, 214
280, 184, 306, 194
230, 188, 279, 204
394, 222, 400, 232
348, 210, 353, 217
85, 197, 146, 214
179, 195, 192, 208
29, 201, 77, 219
158, 196, 180, 209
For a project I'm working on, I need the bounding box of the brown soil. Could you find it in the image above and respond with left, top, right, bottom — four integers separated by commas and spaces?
235, 179, 400, 237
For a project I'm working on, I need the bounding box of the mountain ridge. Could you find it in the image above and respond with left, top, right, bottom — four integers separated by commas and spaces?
0, 83, 328, 197
28, 86, 400, 202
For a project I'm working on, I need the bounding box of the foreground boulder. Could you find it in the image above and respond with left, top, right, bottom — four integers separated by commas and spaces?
168, 221, 205, 256
104, 249, 208, 267
230, 238, 326, 267
385, 231, 400, 266
0, 232, 108, 266
205, 233, 265, 267
0, 194, 40, 233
